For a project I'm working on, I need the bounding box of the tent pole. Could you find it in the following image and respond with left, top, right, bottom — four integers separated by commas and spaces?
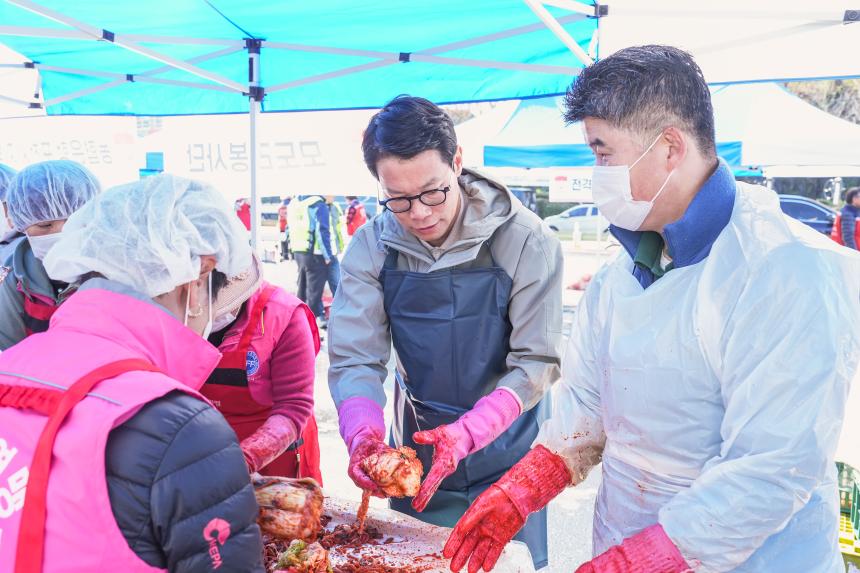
247, 38, 263, 252
250, 97, 259, 251
523, 0, 593, 66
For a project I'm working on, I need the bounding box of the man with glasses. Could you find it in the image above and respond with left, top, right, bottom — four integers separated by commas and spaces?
327, 96, 563, 569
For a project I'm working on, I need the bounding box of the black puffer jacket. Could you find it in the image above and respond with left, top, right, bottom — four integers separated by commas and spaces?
106, 390, 265, 572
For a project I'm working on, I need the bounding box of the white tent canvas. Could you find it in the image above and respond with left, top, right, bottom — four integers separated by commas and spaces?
0, 114, 138, 185
712, 82, 860, 176
0, 109, 378, 199
599, 1, 860, 84
139, 110, 377, 202
460, 83, 860, 173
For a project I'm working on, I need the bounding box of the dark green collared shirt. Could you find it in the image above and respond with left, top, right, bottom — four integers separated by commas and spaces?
633, 231, 673, 280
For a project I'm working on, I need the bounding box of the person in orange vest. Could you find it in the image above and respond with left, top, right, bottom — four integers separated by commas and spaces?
278, 197, 292, 260
235, 197, 252, 231
832, 187, 860, 250
345, 195, 367, 236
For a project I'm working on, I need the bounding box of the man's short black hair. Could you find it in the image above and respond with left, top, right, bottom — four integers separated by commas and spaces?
563, 45, 716, 157
847, 187, 860, 204
362, 95, 457, 179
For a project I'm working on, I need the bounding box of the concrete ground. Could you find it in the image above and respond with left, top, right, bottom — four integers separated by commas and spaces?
262, 239, 618, 571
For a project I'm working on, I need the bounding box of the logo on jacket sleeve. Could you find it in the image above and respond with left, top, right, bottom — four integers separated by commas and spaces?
203, 517, 231, 569
246, 350, 260, 377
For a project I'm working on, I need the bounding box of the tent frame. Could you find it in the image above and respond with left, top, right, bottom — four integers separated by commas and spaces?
1, 0, 602, 247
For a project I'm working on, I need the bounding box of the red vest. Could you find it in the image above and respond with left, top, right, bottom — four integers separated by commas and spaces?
831, 213, 860, 247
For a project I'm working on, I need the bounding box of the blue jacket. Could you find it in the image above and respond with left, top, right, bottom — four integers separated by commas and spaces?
611, 160, 737, 289
840, 204, 859, 250
307, 196, 334, 260
107, 392, 264, 572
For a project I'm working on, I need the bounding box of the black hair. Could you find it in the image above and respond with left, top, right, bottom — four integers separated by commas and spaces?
362, 95, 457, 179
847, 187, 860, 204
211, 269, 230, 299
563, 45, 716, 157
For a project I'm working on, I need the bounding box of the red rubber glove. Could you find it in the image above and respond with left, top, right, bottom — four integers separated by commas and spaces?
239, 414, 297, 474
575, 525, 690, 573
412, 389, 521, 512
443, 445, 571, 573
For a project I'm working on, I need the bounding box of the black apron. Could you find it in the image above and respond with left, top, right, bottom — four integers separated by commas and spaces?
380, 239, 550, 568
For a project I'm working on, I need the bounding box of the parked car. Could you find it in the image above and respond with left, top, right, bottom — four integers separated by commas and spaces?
543, 203, 609, 239
778, 195, 836, 235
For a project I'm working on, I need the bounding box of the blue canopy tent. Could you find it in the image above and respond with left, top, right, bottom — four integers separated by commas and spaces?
0, 0, 603, 245
483, 95, 743, 169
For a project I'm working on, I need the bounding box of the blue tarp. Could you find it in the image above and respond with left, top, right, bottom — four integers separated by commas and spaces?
485, 141, 743, 167
0, 1, 599, 115
483, 96, 744, 168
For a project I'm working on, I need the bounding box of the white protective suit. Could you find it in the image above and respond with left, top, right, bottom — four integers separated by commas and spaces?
537, 182, 860, 572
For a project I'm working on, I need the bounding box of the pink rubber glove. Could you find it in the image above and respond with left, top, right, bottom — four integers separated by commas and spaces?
338, 396, 394, 497
412, 388, 522, 512
240, 414, 298, 474
575, 525, 690, 573
444, 445, 571, 573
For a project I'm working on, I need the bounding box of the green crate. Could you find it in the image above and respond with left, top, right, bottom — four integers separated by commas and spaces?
853, 481, 859, 542
839, 462, 858, 515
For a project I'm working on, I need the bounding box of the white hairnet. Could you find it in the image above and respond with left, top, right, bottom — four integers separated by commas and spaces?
6, 160, 100, 230
43, 174, 253, 298
0, 163, 16, 203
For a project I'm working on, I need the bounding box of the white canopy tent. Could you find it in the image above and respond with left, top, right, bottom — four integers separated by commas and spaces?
713, 82, 860, 175
599, 1, 860, 84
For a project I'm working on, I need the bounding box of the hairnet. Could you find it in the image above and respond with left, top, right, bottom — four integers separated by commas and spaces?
6, 160, 100, 231
43, 174, 253, 298
0, 163, 17, 203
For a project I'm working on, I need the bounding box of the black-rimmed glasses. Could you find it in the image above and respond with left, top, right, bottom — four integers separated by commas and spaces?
378, 186, 451, 213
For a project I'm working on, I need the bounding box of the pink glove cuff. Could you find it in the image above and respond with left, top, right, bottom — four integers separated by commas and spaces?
338, 396, 386, 455
458, 388, 523, 455
624, 525, 689, 573
496, 445, 571, 519
583, 525, 690, 573
239, 414, 298, 473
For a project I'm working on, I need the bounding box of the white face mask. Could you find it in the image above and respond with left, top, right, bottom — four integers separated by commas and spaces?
211, 311, 237, 333
27, 232, 63, 261
591, 133, 675, 231
184, 273, 214, 338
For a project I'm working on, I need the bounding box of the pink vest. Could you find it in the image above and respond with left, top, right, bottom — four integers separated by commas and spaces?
0, 286, 222, 573
0, 365, 199, 572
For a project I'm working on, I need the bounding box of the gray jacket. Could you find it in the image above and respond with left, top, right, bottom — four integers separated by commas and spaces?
0, 237, 76, 350
328, 169, 563, 412
0, 231, 23, 266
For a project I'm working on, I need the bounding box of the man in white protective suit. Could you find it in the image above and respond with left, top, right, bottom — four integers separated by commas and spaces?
443, 44, 860, 573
